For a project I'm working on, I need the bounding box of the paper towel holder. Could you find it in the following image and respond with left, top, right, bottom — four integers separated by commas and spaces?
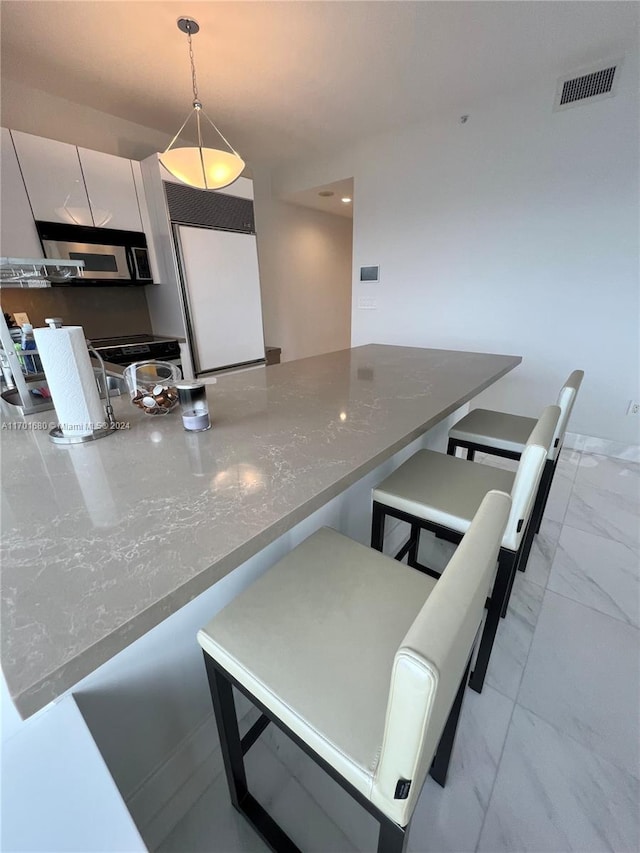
49, 423, 116, 445
49, 342, 117, 445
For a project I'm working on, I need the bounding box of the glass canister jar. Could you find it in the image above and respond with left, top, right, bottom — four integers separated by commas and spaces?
123, 360, 182, 415
176, 381, 211, 431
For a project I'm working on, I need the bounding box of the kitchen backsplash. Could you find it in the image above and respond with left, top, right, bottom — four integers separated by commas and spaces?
1, 287, 152, 338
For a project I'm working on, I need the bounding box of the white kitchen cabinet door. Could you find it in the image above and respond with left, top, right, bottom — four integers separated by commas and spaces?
11, 130, 93, 226
0, 128, 41, 258
177, 225, 265, 373
80, 148, 142, 231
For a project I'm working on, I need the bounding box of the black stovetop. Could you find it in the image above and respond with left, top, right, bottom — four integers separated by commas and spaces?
89, 334, 181, 365
91, 334, 171, 349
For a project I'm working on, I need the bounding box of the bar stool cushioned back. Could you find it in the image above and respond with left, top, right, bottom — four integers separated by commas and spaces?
371, 489, 511, 826
551, 370, 584, 460
502, 405, 559, 550
197, 490, 510, 848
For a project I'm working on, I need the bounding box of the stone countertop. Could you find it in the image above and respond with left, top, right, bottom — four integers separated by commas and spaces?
1, 345, 521, 717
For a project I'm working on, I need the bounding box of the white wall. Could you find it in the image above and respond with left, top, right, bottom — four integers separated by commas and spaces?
274, 58, 640, 445
253, 170, 353, 361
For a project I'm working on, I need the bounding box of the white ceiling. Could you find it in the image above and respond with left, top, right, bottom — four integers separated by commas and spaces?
1, 1, 637, 169
285, 178, 354, 219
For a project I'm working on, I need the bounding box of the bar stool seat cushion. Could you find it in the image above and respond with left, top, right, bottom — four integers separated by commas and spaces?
373, 449, 515, 537
198, 527, 437, 807
448, 408, 536, 455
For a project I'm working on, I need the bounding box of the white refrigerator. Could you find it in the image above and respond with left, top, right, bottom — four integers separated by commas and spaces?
174, 224, 265, 374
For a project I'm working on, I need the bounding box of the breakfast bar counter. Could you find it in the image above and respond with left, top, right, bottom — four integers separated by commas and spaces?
1, 344, 520, 718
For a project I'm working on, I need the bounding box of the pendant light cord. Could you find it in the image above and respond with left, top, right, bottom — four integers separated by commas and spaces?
187, 21, 205, 158
162, 17, 243, 162
186, 24, 200, 106
186, 22, 241, 157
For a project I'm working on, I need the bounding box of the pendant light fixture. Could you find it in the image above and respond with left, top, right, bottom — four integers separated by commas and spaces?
160, 17, 245, 190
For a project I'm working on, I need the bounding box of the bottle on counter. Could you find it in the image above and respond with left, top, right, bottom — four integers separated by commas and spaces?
19, 323, 42, 374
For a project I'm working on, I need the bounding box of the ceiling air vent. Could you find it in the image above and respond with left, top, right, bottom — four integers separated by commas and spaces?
554, 60, 622, 111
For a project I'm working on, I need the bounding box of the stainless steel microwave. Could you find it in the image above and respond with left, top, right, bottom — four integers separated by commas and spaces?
35, 221, 154, 285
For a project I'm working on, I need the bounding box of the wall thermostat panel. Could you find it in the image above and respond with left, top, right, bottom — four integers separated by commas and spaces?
359, 265, 380, 283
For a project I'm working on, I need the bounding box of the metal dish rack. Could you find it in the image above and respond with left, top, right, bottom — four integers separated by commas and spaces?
0, 257, 85, 415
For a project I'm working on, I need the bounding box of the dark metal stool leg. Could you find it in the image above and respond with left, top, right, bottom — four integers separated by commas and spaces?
430, 656, 472, 787
203, 654, 301, 852
528, 458, 552, 543
469, 551, 513, 693
203, 653, 248, 810
516, 510, 538, 574
536, 457, 557, 533
501, 542, 525, 617
407, 523, 420, 567
371, 501, 386, 552
447, 438, 457, 456
467, 447, 476, 461
501, 550, 519, 618
377, 818, 408, 853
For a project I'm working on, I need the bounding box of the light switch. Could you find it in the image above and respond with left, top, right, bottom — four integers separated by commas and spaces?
358, 296, 377, 310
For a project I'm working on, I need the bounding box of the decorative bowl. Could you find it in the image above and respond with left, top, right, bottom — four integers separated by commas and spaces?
123, 360, 182, 416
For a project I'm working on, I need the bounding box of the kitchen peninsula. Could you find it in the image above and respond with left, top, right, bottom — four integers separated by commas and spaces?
1, 344, 520, 849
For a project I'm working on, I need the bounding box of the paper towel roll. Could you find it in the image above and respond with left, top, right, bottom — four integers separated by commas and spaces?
33, 325, 105, 437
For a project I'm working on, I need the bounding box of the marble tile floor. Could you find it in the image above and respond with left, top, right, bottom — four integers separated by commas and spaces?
157, 449, 640, 853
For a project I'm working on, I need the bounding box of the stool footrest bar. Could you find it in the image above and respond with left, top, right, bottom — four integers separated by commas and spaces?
394, 537, 415, 562
241, 713, 271, 755
238, 792, 302, 853
407, 558, 444, 581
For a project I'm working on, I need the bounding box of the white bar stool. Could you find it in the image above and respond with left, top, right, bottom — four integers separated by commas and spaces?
447, 370, 584, 533
198, 491, 510, 853
371, 406, 560, 692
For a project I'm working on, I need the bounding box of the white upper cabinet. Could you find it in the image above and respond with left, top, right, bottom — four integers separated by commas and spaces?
10, 132, 144, 233
79, 148, 142, 232
0, 128, 42, 258
11, 130, 93, 226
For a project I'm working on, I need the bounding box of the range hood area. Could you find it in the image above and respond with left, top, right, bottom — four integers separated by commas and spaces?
2, 128, 157, 287
34, 221, 155, 286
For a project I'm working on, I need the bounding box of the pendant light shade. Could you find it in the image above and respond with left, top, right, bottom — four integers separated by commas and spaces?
160, 143, 245, 191
160, 17, 244, 191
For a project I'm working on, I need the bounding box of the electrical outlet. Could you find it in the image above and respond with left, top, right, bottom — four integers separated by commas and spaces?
627, 400, 640, 416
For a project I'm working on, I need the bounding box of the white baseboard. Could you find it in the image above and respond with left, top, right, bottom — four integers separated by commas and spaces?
564, 432, 639, 463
